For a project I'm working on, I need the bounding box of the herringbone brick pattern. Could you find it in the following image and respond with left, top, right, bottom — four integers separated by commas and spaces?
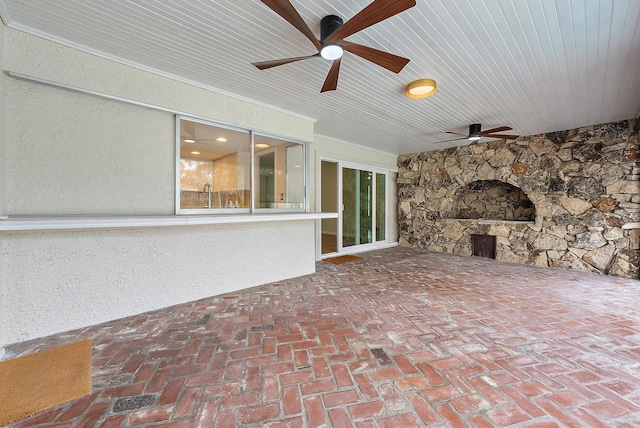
3, 247, 640, 427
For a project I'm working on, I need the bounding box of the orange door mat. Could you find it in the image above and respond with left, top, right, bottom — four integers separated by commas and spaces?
0, 339, 92, 426
324, 254, 363, 264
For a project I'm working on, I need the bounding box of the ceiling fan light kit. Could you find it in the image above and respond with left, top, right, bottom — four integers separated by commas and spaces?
406, 78, 437, 99
320, 44, 344, 60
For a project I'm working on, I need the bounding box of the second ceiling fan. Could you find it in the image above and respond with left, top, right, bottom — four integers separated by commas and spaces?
252, 0, 416, 92
436, 124, 520, 144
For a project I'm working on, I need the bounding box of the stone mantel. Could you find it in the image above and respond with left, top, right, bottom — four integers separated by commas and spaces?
448, 219, 535, 226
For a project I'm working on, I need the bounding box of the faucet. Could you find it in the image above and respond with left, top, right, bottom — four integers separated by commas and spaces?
203, 183, 212, 208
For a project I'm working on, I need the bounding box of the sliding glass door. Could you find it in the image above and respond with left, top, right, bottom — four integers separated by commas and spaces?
321, 160, 388, 255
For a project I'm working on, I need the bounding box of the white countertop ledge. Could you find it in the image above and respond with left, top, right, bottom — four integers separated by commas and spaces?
0, 213, 338, 232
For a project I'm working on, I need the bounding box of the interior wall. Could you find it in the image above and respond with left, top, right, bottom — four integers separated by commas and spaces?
398, 120, 640, 278
0, 26, 317, 347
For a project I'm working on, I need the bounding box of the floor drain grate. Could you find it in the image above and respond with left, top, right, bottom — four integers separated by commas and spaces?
196, 314, 211, 326
250, 324, 275, 332
370, 348, 393, 365
113, 395, 156, 412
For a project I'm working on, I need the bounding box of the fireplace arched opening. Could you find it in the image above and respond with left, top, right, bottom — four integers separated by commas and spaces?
449, 180, 536, 221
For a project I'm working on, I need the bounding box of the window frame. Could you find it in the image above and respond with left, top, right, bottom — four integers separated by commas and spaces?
175, 115, 308, 215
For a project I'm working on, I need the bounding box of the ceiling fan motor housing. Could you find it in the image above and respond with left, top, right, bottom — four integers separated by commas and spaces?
469, 123, 482, 135
321, 15, 343, 40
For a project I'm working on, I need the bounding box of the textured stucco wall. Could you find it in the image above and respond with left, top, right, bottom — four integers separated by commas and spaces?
0, 22, 7, 353
311, 135, 398, 186
4, 28, 314, 142
6, 80, 175, 215
2, 221, 315, 345
0, 23, 6, 217
0, 27, 319, 347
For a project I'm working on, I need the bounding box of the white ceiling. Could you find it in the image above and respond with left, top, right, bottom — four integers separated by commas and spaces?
1, 0, 639, 155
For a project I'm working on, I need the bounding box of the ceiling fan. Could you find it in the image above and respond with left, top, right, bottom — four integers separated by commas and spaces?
252, 0, 416, 92
435, 124, 519, 144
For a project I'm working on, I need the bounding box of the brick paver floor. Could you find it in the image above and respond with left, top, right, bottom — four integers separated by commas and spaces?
3, 247, 640, 427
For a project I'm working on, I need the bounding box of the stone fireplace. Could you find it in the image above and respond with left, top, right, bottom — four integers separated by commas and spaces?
397, 119, 639, 278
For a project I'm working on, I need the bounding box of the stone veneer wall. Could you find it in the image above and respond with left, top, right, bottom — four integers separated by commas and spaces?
397, 119, 640, 278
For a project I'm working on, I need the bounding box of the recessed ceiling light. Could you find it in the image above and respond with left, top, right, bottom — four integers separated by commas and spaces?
406, 78, 437, 99
255, 143, 270, 149
185, 139, 196, 143
191, 151, 200, 155
216, 137, 227, 142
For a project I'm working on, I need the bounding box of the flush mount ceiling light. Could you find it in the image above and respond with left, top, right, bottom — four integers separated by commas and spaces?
184, 139, 196, 143
255, 143, 270, 149
406, 78, 437, 99
190, 151, 200, 155
216, 137, 227, 142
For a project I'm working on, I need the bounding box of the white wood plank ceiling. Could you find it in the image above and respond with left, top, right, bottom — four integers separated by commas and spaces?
1, 0, 639, 155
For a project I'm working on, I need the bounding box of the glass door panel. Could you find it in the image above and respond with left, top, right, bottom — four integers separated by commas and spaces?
342, 168, 373, 248
376, 173, 386, 241
321, 161, 339, 254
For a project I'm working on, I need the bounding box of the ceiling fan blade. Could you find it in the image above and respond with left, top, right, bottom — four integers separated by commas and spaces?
323, 0, 416, 44
252, 53, 319, 70
477, 126, 512, 135
446, 131, 468, 137
434, 137, 467, 144
342, 41, 409, 73
321, 58, 342, 92
260, 0, 321, 50
483, 133, 520, 140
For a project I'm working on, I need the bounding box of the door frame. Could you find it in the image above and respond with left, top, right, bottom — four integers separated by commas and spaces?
318, 157, 393, 258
